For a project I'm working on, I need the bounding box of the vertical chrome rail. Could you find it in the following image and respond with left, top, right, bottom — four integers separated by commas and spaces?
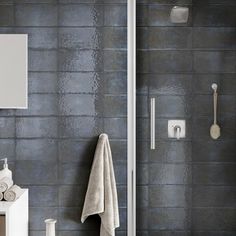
150, 98, 155, 150
128, 0, 136, 235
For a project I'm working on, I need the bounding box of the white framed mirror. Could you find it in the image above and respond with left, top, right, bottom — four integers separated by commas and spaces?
0, 34, 28, 109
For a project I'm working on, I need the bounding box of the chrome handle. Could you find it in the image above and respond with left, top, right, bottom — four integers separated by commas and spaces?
150, 98, 155, 150
175, 125, 181, 140
212, 83, 218, 124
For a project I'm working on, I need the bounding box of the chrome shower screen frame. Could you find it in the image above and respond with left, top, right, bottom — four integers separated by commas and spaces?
127, 0, 136, 236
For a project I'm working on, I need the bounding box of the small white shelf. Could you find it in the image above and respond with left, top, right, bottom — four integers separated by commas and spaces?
0, 189, 28, 236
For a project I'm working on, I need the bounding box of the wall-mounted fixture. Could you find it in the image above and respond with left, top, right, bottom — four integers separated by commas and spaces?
0, 35, 28, 109
170, 6, 189, 23
168, 120, 186, 140
210, 83, 221, 139
150, 98, 155, 150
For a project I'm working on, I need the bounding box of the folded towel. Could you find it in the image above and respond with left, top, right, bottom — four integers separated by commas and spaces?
4, 185, 24, 201
0, 177, 13, 192
0, 192, 3, 201
81, 133, 119, 236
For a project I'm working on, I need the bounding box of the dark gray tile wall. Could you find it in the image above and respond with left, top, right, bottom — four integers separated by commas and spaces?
137, 0, 236, 235
0, 1, 127, 236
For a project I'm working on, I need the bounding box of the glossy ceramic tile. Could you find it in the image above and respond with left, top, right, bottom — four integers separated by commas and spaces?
59, 139, 97, 163
0, 118, 15, 138
58, 72, 102, 94
192, 208, 236, 230
15, 161, 58, 184
59, 5, 103, 27
103, 72, 127, 94
193, 186, 236, 207
113, 162, 127, 184
16, 94, 58, 116
137, 164, 148, 185
59, 94, 100, 116
193, 5, 236, 26
193, 27, 236, 49
149, 51, 193, 73
149, 208, 189, 230
15, 4, 57, 26
192, 140, 236, 162
16, 117, 58, 138
136, 5, 148, 26
29, 50, 57, 72
193, 163, 236, 185
59, 49, 103, 72
149, 141, 192, 163
104, 118, 127, 139
109, 140, 127, 162
59, 117, 103, 138
0, 139, 15, 161
149, 27, 192, 49
149, 74, 192, 95
103, 27, 127, 49
28, 72, 58, 93
153, 95, 191, 118
149, 185, 190, 207
15, 28, 57, 49
0, 5, 14, 26
16, 139, 57, 161
104, 50, 127, 71
137, 186, 148, 207
59, 163, 90, 185
103, 95, 127, 117
28, 186, 58, 207
149, 164, 191, 184
104, 5, 127, 26
59, 185, 87, 207
59, 27, 102, 49
193, 51, 236, 73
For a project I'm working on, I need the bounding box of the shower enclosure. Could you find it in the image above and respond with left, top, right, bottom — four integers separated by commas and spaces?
128, 0, 236, 235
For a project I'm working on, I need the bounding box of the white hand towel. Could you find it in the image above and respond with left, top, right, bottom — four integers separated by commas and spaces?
81, 133, 120, 236
0, 192, 3, 201
0, 177, 13, 192
4, 185, 24, 201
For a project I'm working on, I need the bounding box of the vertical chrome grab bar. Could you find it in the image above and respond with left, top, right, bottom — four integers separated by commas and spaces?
150, 98, 155, 150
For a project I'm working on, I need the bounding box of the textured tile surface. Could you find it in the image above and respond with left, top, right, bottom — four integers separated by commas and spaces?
0, 2, 127, 236
59, 5, 103, 27
15, 5, 57, 26
137, 0, 236, 235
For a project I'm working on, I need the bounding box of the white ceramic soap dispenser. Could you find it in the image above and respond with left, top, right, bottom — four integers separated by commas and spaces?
0, 158, 12, 180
